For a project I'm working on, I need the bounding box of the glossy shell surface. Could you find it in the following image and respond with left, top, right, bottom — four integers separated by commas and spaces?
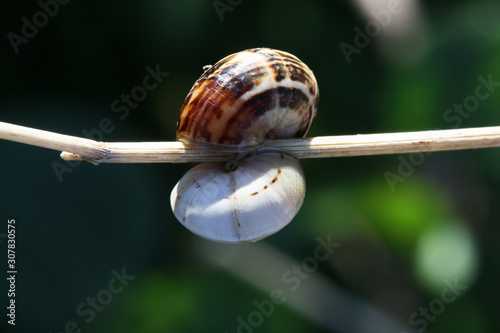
176, 48, 319, 148
170, 148, 306, 243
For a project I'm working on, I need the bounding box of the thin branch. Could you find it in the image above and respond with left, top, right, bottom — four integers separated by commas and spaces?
1, 121, 500, 164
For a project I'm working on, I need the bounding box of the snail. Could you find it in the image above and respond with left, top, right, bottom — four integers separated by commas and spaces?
170, 48, 319, 243
170, 147, 306, 243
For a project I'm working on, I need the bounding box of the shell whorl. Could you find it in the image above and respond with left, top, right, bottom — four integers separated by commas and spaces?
176, 48, 319, 148
170, 147, 306, 243
171, 48, 318, 243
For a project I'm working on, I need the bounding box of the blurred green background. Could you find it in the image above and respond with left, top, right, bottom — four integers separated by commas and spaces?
0, 0, 499, 332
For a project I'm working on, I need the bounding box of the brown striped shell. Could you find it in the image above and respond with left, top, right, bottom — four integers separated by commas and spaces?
171, 48, 318, 243
176, 48, 319, 148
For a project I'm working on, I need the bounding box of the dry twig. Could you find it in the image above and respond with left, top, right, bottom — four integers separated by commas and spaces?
1, 121, 499, 164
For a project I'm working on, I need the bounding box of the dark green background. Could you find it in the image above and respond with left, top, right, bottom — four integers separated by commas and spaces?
0, 0, 499, 332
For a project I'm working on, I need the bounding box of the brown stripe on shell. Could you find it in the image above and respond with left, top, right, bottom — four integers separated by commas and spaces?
258, 50, 315, 85
177, 52, 247, 137
271, 63, 286, 82
178, 56, 269, 143
228, 66, 268, 99
201, 53, 238, 77
215, 87, 312, 145
293, 105, 316, 138
176, 48, 319, 148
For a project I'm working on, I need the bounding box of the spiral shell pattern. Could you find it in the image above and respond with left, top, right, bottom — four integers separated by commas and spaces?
171, 48, 318, 243
176, 48, 319, 148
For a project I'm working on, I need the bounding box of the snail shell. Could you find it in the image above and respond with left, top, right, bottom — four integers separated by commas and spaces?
176, 48, 319, 148
171, 48, 318, 243
170, 148, 305, 243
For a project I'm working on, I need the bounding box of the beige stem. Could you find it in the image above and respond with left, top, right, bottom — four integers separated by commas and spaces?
1, 121, 499, 164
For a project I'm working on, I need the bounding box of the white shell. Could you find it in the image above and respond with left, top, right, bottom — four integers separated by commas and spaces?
170, 148, 305, 243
